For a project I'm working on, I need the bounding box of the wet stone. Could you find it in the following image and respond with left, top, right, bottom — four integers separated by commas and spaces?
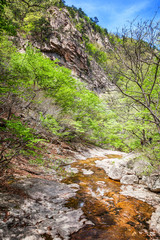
82, 169, 94, 175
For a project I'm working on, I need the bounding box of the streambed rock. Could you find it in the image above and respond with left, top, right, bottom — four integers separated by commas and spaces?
0, 178, 92, 240
108, 165, 124, 180
147, 175, 160, 193
149, 206, 160, 235
120, 175, 139, 184
129, 159, 151, 176
120, 184, 160, 206
82, 169, 94, 175
96, 153, 136, 181
94, 151, 160, 237
121, 184, 160, 236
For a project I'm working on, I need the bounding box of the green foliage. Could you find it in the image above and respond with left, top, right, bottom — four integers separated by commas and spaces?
103, 87, 160, 168
0, 116, 43, 166
66, 6, 76, 18
40, 113, 62, 136
22, 12, 43, 33
1, 0, 159, 173
0, 39, 112, 145
7, 119, 34, 143
86, 42, 107, 68
105, 19, 160, 170
0, 36, 18, 97
75, 22, 84, 33
0, 0, 16, 35
55, 0, 65, 8
6, 118, 42, 148
2, 0, 57, 38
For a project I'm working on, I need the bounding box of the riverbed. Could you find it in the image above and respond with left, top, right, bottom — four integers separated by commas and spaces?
0, 148, 159, 239
64, 151, 160, 240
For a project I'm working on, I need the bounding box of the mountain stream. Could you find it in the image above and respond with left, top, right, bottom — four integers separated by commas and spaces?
63, 154, 156, 240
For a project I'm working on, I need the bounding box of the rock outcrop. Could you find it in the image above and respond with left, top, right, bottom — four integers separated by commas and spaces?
0, 178, 92, 240
147, 174, 160, 193
32, 7, 110, 92
96, 154, 160, 193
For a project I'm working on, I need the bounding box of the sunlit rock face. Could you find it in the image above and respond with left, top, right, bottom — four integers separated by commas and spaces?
0, 178, 92, 240
32, 6, 110, 93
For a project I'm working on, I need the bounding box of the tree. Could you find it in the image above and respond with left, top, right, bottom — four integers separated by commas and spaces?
78, 7, 86, 18
3, 0, 58, 29
0, 0, 7, 32
107, 19, 160, 135
0, 0, 16, 34
92, 16, 99, 24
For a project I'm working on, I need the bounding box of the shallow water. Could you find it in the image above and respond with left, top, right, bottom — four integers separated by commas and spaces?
63, 155, 154, 240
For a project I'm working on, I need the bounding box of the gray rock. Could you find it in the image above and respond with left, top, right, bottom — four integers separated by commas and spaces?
22, 236, 39, 240
108, 165, 124, 180
120, 175, 139, 184
96, 155, 135, 181
108, 163, 134, 181
0, 178, 93, 240
132, 160, 151, 176
139, 175, 148, 185
149, 206, 160, 235
95, 159, 114, 175
120, 184, 160, 206
147, 175, 160, 193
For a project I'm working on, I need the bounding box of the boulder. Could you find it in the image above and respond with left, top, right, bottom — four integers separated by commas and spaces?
108, 164, 134, 181
132, 160, 151, 176
120, 175, 139, 185
95, 159, 114, 175
108, 165, 124, 181
147, 175, 160, 193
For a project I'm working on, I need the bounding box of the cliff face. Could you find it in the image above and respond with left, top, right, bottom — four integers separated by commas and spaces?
32, 6, 110, 92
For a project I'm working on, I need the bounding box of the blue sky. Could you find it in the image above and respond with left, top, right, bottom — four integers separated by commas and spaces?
65, 0, 160, 32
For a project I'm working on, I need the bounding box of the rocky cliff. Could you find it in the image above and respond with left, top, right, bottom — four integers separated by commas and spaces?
31, 6, 110, 92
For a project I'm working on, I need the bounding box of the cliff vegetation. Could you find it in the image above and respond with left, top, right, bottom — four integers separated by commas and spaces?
0, 0, 160, 174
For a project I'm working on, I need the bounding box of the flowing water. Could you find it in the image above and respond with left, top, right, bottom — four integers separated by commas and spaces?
63, 154, 155, 240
